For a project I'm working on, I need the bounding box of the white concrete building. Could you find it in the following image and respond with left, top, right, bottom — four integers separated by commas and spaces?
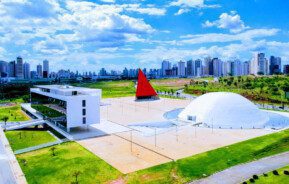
30, 85, 101, 132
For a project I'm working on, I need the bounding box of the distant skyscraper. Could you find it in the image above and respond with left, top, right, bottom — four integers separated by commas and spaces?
186, 60, 194, 76
242, 61, 250, 75
8, 61, 16, 77
23, 62, 30, 79
212, 58, 222, 77
43, 59, 49, 78
16, 56, 24, 79
177, 60, 186, 76
203, 57, 211, 76
269, 56, 281, 74
0, 61, 8, 77
37, 64, 43, 78
251, 53, 267, 75
283, 65, 289, 75
161, 60, 171, 76
195, 59, 202, 77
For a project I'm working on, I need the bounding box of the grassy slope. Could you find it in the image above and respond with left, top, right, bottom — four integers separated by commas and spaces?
17, 142, 122, 184
5, 130, 57, 151
126, 129, 289, 183
245, 165, 289, 183
0, 105, 29, 122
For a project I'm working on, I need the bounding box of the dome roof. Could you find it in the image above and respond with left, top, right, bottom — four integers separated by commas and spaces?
178, 92, 269, 128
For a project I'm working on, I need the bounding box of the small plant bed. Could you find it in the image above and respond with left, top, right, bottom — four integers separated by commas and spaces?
0, 105, 29, 122
5, 130, 57, 151
17, 142, 122, 184
31, 104, 64, 118
244, 165, 289, 183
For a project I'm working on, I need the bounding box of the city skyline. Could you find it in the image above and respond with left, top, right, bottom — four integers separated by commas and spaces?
0, 0, 289, 72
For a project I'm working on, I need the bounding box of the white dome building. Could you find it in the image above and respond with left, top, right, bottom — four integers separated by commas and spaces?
178, 92, 269, 129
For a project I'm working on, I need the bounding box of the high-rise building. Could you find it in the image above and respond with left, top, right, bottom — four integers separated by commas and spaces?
231, 59, 242, 76
203, 57, 211, 76
161, 60, 171, 76
242, 61, 250, 75
8, 61, 16, 77
0, 61, 8, 77
186, 60, 194, 76
99, 68, 107, 76
16, 56, 24, 79
195, 59, 202, 77
269, 56, 281, 75
37, 64, 43, 78
250, 53, 268, 75
177, 60, 186, 76
23, 62, 30, 79
283, 65, 289, 75
43, 59, 49, 78
212, 58, 222, 77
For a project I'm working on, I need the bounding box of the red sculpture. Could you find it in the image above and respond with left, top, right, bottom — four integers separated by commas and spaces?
136, 69, 158, 99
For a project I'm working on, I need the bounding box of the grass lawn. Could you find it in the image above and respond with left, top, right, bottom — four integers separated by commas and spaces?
5, 130, 57, 151
0, 105, 29, 122
151, 78, 191, 92
31, 104, 64, 118
17, 129, 289, 183
75, 80, 136, 98
17, 142, 122, 184
125, 129, 289, 183
244, 165, 289, 184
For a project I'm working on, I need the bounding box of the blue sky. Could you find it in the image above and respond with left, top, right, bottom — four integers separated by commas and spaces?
0, 0, 289, 72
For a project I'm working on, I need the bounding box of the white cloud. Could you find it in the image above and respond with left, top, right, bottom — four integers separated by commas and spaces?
174, 8, 190, 15
179, 29, 279, 45
100, 0, 115, 3
124, 4, 166, 16
170, 0, 220, 15
203, 11, 248, 33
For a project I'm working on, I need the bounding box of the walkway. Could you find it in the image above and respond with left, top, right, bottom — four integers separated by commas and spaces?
0, 127, 27, 184
190, 151, 289, 184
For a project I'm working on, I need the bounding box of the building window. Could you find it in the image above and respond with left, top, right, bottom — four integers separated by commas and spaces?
83, 117, 86, 124
72, 91, 77, 95
82, 109, 86, 116
82, 100, 86, 107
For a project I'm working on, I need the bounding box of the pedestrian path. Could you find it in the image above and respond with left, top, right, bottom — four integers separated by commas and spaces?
190, 151, 289, 184
14, 139, 69, 155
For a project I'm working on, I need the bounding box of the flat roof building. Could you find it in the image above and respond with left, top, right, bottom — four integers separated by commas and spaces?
30, 85, 101, 132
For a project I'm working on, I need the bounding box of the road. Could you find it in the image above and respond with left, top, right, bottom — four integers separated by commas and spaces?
190, 151, 289, 184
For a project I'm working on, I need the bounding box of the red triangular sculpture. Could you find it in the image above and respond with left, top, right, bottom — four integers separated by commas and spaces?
136, 69, 158, 99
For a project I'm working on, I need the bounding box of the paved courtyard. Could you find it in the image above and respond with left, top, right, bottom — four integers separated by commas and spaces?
77, 97, 275, 174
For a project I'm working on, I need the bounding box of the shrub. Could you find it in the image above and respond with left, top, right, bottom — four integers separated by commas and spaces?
249, 178, 255, 183
273, 170, 279, 175
243, 182, 247, 184
263, 173, 268, 177
284, 170, 289, 175
252, 175, 259, 180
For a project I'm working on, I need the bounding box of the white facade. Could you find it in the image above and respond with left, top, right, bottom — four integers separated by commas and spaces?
31, 85, 101, 132
178, 92, 269, 129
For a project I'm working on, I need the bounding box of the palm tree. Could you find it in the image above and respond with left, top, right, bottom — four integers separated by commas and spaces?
72, 171, 81, 184
1, 116, 9, 131
50, 147, 56, 156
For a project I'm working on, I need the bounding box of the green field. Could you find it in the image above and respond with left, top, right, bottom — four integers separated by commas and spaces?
31, 104, 64, 118
74, 79, 191, 98
16, 129, 289, 183
244, 165, 289, 184
0, 105, 29, 122
5, 130, 57, 151
76, 80, 136, 98
17, 142, 122, 184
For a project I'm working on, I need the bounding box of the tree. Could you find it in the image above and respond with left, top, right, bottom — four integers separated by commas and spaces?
1, 116, 9, 131
50, 147, 56, 156
72, 171, 81, 184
